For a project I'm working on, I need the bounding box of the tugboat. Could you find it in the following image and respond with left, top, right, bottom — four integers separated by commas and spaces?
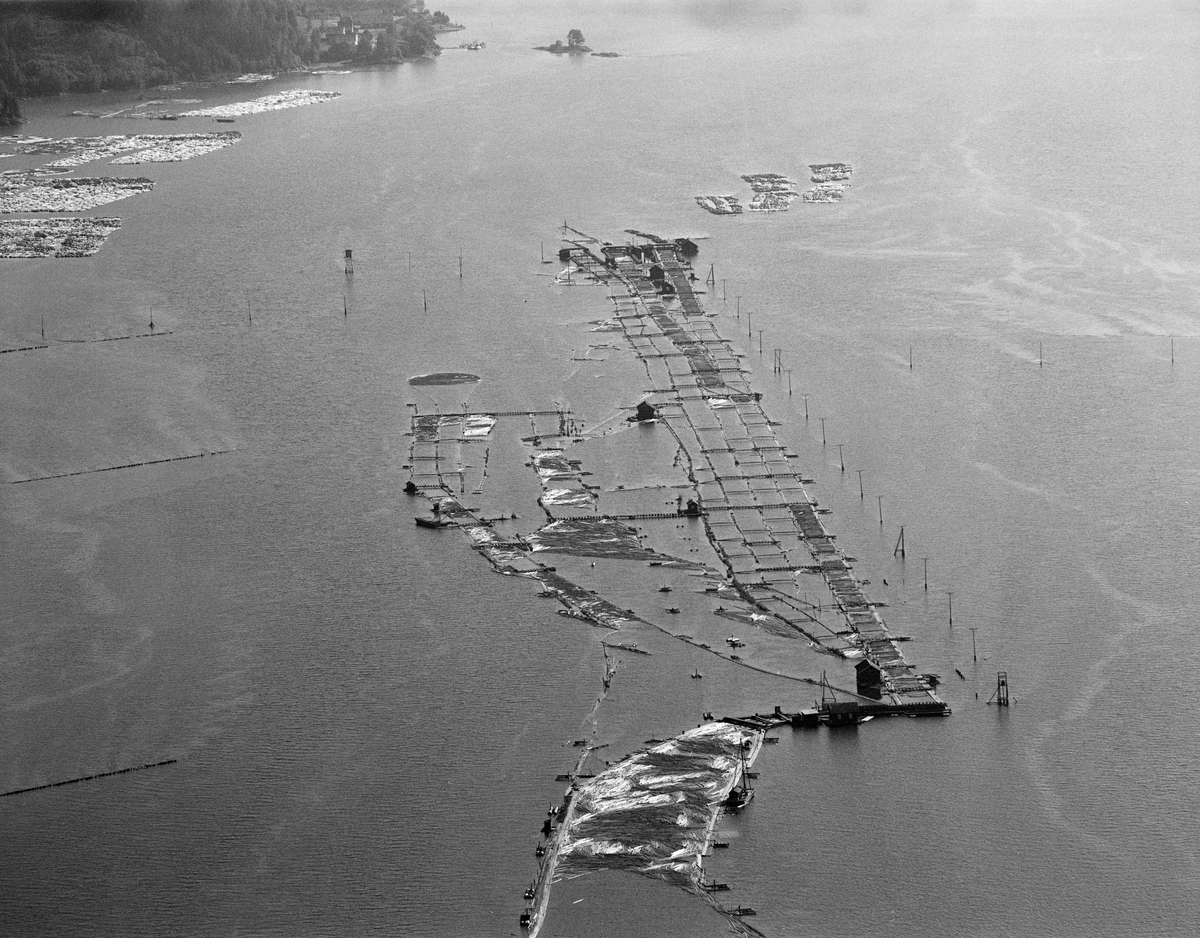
415, 499, 452, 528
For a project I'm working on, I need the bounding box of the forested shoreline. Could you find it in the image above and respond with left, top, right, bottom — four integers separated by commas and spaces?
0, 0, 448, 126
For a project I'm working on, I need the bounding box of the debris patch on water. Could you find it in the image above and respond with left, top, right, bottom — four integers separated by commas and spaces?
0, 217, 121, 257
6, 132, 240, 168
528, 517, 660, 560
533, 451, 597, 512
110, 132, 241, 163
809, 162, 853, 182
178, 89, 340, 118
748, 190, 798, 212
0, 177, 154, 213
740, 173, 794, 192
694, 195, 742, 215
556, 723, 760, 886
697, 164, 854, 213
803, 183, 850, 202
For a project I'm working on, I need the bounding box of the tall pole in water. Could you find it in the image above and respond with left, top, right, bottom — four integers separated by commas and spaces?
857, 469, 864, 500
459, 248, 463, 279
803, 394, 809, 421
423, 289, 427, 313
736, 296, 741, 319
758, 330, 763, 354
922, 557, 928, 591
819, 417, 826, 445
948, 591, 954, 627
910, 346, 913, 370
877, 495, 884, 525
837, 444, 845, 472
786, 369, 793, 395
969, 627, 978, 662
247, 297, 251, 323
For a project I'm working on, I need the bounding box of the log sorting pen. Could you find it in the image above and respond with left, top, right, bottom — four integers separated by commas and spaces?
567, 230, 947, 715
404, 227, 950, 936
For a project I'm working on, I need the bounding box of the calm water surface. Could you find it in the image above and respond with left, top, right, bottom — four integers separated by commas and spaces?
3, 1, 1199, 935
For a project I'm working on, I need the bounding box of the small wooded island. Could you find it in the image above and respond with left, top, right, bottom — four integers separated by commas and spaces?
537, 29, 590, 54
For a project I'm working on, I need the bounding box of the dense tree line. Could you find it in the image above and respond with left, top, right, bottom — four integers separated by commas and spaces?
1, 76, 20, 125
0, 0, 445, 123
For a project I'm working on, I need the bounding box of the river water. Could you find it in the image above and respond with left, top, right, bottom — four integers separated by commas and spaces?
2, 1, 1199, 935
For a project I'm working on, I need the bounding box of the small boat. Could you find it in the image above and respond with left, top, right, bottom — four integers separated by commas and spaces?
658, 585, 672, 593
415, 515, 451, 529
691, 669, 702, 679
519, 911, 532, 928
535, 844, 546, 857
667, 607, 680, 614
712, 841, 729, 849
731, 906, 757, 917
523, 886, 535, 900
216, 117, 235, 123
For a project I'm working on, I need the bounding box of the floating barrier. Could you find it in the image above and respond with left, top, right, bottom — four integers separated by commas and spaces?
0, 344, 49, 354
11, 449, 235, 484
1, 759, 177, 798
